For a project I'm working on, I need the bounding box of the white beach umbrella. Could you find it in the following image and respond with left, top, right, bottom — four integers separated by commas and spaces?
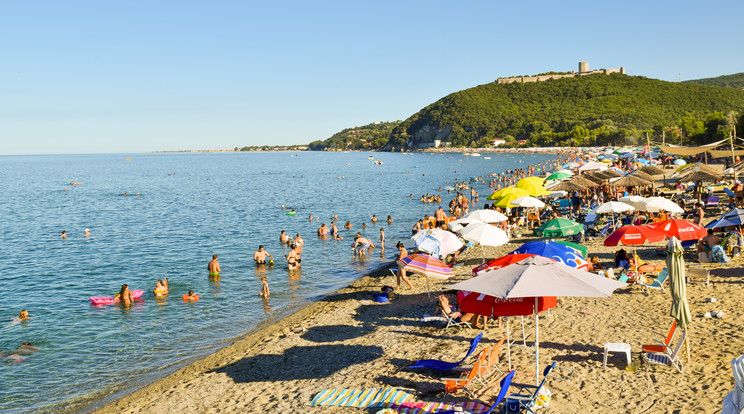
641, 197, 685, 214
458, 222, 510, 262
448, 256, 627, 385
556, 169, 574, 176
595, 201, 636, 214
618, 195, 647, 210
447, 217, 482, 232
578, 161, 608, 172
510, 196, 546, 209
465, 209, 508, 224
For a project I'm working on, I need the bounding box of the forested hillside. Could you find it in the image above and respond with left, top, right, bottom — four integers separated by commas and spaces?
684, 73, 744, 89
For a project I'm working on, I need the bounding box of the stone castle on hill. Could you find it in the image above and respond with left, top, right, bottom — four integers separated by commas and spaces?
496, 61, 626, 84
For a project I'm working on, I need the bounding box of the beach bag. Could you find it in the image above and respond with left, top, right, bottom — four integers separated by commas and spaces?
374, 292, 389, 303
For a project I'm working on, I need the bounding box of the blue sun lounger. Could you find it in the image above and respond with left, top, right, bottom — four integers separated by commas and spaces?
409, 333, 483, 371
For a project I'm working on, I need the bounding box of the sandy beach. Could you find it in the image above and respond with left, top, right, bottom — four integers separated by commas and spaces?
92, 224, 743, 413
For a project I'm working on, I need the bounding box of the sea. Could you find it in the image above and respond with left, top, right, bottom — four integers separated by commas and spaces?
0, 150, 556, 413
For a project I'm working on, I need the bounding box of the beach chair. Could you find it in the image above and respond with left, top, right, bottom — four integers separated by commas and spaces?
410, 333, 483, 371
639, 268, 669, 294
642, 320, 677, 354
441, 349, 488, 398
687, 265, 710, 287
456, 334, 507, 381
504, 362, 573, 414
644, 330, 687, 373
438, 302, 473, 331
722, 355, 744, 414
706, 195, 720, 208
438, 370, 516, 414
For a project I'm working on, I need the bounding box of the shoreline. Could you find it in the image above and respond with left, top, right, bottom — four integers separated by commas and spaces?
86, 262, 395, 414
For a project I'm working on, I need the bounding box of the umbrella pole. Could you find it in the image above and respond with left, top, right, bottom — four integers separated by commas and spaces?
482, 245, 486, 263
507, 319, 512, 371
426, 276, 430, 298
534, 297, 540, 387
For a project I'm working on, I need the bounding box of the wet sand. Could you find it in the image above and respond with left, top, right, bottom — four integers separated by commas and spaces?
93, 226, 744, 414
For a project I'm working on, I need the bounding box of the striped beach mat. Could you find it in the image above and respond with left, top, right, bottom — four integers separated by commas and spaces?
390, 401, 490, 413
310, 387, 414, 408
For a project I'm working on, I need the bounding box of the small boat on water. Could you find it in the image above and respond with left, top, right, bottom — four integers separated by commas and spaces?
484, 156, 491, 159
471, 153, 481, 157
368, 156, 374, 160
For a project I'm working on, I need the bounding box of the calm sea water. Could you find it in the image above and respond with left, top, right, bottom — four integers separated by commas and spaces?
0, 151, 555, 413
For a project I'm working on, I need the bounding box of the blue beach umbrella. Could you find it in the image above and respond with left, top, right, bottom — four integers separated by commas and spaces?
509, 241, 590, 271
673, 159, 687, 166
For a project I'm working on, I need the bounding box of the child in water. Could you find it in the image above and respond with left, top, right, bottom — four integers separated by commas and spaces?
259, 277, 270, 297
183, 290, 199, 301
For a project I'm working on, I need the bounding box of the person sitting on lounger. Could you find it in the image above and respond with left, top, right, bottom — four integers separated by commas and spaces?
438, 295, 476, 324
614, 249, 631, 270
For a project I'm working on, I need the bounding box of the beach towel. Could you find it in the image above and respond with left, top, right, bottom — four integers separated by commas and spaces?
389, 401, 490, 414
310, 387, 414, 408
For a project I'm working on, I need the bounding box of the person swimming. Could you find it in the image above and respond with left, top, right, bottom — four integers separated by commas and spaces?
183, 290, 199, 301
153, 279, 168, 296
118, 284, 133, 306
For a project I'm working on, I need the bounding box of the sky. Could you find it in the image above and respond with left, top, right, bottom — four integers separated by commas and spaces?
2, 0, 743, 155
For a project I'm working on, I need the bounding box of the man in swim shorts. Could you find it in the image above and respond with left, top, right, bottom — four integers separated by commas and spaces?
208, 254, 221, 276
254, 246, 274, 264
435, 206, 447, 228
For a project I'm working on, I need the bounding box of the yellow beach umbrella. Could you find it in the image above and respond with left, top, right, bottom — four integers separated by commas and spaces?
517, 176, 545, 187
516, 182, 550, 197
493, 193, 523, 208
488, 187, 530, 200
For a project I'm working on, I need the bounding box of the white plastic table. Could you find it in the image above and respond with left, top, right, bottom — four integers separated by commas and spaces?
603, 342, 631, 369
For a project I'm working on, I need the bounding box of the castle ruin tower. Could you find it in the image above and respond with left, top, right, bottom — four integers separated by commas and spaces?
578, 61, 589, 73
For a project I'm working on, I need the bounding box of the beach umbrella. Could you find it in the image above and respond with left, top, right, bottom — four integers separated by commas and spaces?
556, 169, 574, 176
553, 240, 588, 258
673, 159, 687, 166
705, 208, 744, 229
578, 161, 608, 172
641, 197, 685, 214
678, 169, 719, 183
595, 201, 636, 214
493, 193, 523, 208
545, 172, 572, 182
604, 225, 667, 247
411, 232, 442, 256
611, 175, 652, 188
510, 196, 546, 209
533, 218, 583, 238
570, 175, 599, 188
411, 229, 464, 257
509, 241, 590, 271
598, 169, 623, 178
448, 256, 627, 385
648, 219, 707, 241
488, 187, 530, 200
398, 253, 454, 296
465, 209, 508, 223
618, 195, 648, 210
516, 181, 550, 196
517, 176, 546, 186
581, 173, 605, 184
666, 237, 692, 358
458, 222, 510, 262
640, 165, 665, 176
471, 253, 554, 277
547, 191, 567, 198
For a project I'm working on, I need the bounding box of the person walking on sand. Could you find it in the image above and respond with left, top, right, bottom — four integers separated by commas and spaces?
259, 276, 270, 297
395, 242, 413, 290
254, 245, 274, 264
208, 255, 221, 277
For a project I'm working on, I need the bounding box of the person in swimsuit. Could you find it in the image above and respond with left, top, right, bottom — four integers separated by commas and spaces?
294, 234, 304, 252
184, 290, 199, 301
286, 243, 299, 270
387, 215, 393, 224
119, 284, 133, 307
318, 224, 329, 236
259, 277, 270, 297
438, 295, 477, 325
344, 221, 353, 229
379, 228, 385, 250
395, 242, 413, 290
153, 279, 168, 296
208, 255, 221, 277
61, 230, 67, 239
371, 214, 378, 223
280, 230, 290, 244
353, 233, 375, 257
254, 245, 274, 264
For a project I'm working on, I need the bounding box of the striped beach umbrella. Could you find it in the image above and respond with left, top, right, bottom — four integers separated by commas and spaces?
398, 253, 454, 296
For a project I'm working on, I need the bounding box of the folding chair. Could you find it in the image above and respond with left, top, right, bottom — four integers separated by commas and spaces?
456, 335, 507, 381
504, 362, 573, 414
441, 349, 488, 398
644, 330, 687, 373
639, 268, 669, 294
642, 320, 677, 354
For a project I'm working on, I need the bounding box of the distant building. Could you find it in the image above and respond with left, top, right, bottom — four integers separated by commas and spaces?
492, 139, 506, 146
497, 62, 626, 84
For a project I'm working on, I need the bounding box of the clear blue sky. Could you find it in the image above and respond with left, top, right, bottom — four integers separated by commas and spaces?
2, 0, 742, 155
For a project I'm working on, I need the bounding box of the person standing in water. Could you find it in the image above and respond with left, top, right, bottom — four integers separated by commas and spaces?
253, 246, 274, 264
208, 255, 221, 277
61, 230, 67, 239
380, 228, 385, 249
280, 230, 290, 244
259, 277, 270, 297
119, 284, 133, 306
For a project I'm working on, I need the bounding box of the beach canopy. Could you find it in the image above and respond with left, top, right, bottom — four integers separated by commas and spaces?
464, 209, 508, 224
533, 218, 583, 238
510, 241, 590, 271
547, 181, 587, 192
667, 237, 692, 331
578, 161, 608, 172
648, 219, 707, 241
604, 225, 667, 247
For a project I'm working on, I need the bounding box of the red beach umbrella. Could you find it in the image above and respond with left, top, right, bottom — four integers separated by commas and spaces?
647, 219, 707, 241
604, 225, 667, 247
458, 291, 557, 317
471, 253, 555, 277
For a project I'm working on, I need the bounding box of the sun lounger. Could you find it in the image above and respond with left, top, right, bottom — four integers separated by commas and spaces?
410, 333, 483, 371
687, 265, 710, 286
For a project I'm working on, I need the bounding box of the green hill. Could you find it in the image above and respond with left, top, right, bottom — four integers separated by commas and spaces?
683, 73, 744, 89
386, 73, 744, 150
309, 121, 400, 151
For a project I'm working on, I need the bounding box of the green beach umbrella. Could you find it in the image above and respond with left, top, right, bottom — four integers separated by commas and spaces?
533, 218, 583, 238
666, 237, 692, 331
545, 172, 572, 182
